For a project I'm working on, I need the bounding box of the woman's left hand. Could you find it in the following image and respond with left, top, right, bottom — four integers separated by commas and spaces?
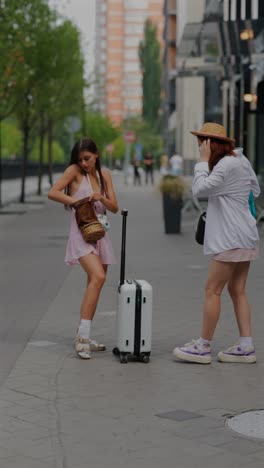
199, 139, 211, 162
89, 192, 103, 202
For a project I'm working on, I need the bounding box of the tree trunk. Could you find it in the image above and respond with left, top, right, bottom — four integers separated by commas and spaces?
37, 112, 45, 196
20, 117, 30, 203
47, 119, 53, 186
0, 119, 2, 208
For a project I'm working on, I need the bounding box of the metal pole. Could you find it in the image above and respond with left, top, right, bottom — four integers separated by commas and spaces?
124, 141, 131, 185
229, 79, 235, 139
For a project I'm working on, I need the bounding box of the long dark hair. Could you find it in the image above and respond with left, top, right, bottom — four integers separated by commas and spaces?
66, 138, 107, 196
198, 137, 235, 172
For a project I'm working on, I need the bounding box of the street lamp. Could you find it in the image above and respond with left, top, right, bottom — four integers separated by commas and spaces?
244, 93, 258, 103
240, 29, 254, 41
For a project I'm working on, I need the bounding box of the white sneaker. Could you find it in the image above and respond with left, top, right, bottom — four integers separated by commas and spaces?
89, 339, 106, 351
173, 339, 212, 364
74, 336, 91, 359
218, 344, 256, 363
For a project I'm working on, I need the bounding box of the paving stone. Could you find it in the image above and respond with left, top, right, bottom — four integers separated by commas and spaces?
0, 175, 264, 466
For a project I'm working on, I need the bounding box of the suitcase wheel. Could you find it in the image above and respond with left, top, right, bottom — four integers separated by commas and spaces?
140, 354, 150, 364
112, 347, 120, 356
120, 354, 128, 364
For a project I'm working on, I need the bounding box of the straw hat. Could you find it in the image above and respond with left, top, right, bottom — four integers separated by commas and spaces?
190, 123, 235, 143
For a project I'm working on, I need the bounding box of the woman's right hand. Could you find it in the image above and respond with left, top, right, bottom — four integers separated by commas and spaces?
199, 139, 211, 162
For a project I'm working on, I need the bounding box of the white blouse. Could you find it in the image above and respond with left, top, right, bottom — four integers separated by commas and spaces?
192, 148, 260, 255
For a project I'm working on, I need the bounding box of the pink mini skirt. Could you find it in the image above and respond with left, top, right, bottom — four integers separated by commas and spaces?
213, 245, 259, 262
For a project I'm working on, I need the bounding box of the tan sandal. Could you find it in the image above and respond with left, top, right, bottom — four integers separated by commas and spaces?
74, 336, 91, 359
89, 339, 106, 352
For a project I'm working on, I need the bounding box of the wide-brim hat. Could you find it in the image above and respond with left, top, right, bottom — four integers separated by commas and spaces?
190, 123, 235, 143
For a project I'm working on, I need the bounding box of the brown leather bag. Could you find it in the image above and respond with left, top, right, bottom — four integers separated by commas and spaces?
72, 197, 105, 243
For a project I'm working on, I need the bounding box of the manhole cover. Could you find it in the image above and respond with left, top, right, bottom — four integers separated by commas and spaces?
226, 410, 264, 439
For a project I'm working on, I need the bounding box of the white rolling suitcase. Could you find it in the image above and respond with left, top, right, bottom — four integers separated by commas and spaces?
113, 210, 152, 363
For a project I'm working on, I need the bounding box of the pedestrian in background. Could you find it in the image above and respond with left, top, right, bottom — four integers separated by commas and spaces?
132, 153, 141, 186
143, 152, 154, 184
173, 123, 260, 364
170, 153, 183, 176
48, 138, 118, 359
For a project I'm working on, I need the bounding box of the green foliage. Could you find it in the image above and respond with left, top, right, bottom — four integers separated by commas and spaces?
1, 120, 22, 158
30, 139, 65, 164
139, 19, 162, 128
0, 0, 85, 142
123, 116, 164, 157
84, 112, 120, 153
111, 136, 126, 160
159, 175, 186, 200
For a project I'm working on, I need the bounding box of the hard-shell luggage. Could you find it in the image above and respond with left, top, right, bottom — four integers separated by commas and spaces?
112, 210, 152, 363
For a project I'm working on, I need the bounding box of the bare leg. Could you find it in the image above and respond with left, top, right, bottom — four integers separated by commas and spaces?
79, 254, 106, 321
201, 260, 236, 340
227, 261, 251, 336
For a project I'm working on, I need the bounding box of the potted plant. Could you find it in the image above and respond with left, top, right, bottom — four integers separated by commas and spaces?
159, 175, 186, 234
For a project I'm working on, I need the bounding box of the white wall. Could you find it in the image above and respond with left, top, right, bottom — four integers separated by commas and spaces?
175, 0, 206, 173
177, 0, 206, 45
176, 77, 205, 164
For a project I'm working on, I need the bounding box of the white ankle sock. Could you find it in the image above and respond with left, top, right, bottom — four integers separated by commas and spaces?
198, 337, 211, 347
78, 320, 91, 339
239, 337, 253, 349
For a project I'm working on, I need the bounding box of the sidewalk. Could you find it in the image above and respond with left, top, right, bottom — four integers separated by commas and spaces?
0, 175, 54, 206
0, 174, 264, 468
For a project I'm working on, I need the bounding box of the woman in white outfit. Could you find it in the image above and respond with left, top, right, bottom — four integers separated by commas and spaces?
173, 123, 260, 364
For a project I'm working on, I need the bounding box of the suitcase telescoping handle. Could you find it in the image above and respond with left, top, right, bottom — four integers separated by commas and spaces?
120, 209, 128, 286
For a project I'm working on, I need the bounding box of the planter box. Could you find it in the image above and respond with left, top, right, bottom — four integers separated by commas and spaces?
162, 194, 182, 234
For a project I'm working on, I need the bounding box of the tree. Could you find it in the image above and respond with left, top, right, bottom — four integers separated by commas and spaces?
42, 18, 85, 187
139, 19, 162, 129
0, 1, 86, 200
83, 112, 119, 154
122, 116, 163, 158
0, 0, 34, 205
10, 0, 56, 201
30, 139, 65, 164
1, 121, 22, 158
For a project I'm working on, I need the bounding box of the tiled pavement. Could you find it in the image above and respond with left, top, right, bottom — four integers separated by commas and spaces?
0, 173, 264, 467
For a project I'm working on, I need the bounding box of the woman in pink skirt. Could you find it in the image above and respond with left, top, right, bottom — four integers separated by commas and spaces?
173, 123, 260, 364
48, 138, 118, 359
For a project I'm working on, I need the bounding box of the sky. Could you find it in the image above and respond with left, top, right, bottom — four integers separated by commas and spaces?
49, 0, 96, 83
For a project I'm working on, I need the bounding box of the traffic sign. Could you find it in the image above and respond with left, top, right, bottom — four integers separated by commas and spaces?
124, 131, 135, 143
106, 144, 114, 152
65, 116, 81, 133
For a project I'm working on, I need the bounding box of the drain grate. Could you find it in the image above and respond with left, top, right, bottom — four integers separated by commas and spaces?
226, 410, 264, 439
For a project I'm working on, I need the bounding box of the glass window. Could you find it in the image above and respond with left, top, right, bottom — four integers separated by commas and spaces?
124, 49, 138, 60
125, 100, 141, 110
125, 0, 148, 9
125, 12, 147, 22
125, 37, 140, 47
126, 24, 144, 35
123, 74, 141, 84
124, 62, 139, 72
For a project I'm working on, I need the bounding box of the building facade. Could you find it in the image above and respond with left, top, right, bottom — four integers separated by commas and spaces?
170, 0, 264, 174
163, 0, 177, 157
95, 0, 164, 125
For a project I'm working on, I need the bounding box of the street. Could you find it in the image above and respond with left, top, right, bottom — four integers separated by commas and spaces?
0, 173, 264, 467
